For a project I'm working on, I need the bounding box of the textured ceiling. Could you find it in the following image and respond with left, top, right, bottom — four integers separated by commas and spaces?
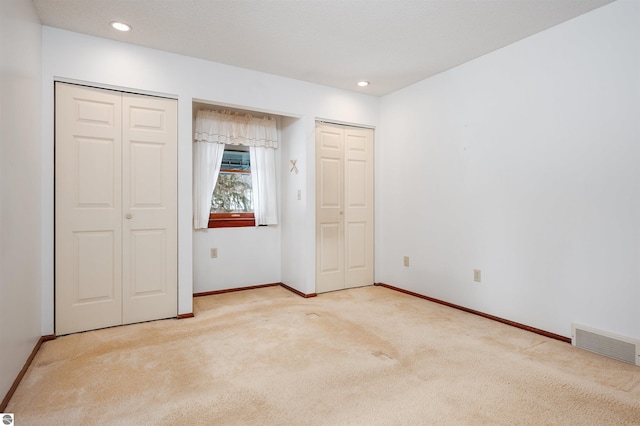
33, 0, 614, 96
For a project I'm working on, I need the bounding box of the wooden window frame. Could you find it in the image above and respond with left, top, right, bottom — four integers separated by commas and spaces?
208, 169, 255, 228
208, 212, 255, 228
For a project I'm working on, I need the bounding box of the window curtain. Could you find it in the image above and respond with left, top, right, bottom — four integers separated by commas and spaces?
192, 141, 225, 229
250, 145, 278, 225
193, 110, 278, 228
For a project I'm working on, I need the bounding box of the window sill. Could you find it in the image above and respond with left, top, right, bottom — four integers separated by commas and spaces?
208, 212, 255, 228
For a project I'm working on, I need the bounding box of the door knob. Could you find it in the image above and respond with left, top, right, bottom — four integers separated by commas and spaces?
126, 214, 132, 219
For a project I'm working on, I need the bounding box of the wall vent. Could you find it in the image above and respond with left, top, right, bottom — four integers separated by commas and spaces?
572, 323, 640, 366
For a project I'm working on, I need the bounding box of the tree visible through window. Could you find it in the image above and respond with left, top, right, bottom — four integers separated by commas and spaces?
209, 147, 255, 227
211, 172, 252, 213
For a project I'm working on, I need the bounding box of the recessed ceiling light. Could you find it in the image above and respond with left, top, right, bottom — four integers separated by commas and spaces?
110, 21, 131, 32
357, 81, 370, 87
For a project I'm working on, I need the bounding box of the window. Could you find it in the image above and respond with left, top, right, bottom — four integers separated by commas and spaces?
193, 108, 278, 229
209, 147, 255, 228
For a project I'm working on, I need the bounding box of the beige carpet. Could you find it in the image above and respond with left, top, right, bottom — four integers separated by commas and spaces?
7, 285, 640, 425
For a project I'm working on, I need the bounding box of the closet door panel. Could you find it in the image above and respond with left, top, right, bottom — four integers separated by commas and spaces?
122, 93, 177, 324
316, 123, 374, 293
55, 83, 123, 335
56, 84, 178, 335
316, 124, 345, 293
74, 231, 116, 301
346, 222, 367, 269
128, 229, 167, 294
344, 128, 374, 288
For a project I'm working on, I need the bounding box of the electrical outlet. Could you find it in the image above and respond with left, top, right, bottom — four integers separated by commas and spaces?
210, 248, 218, 258
403, 256, 410, 267
474, 269, 481, 282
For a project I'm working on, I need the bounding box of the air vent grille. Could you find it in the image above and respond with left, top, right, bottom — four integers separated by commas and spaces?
572, 323, 639, 366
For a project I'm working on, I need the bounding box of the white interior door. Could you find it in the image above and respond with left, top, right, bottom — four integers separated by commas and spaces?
316, 124, 345, 293
344, 127, 374, 288
55, 83, 123, 335
56, 83, 177, 335
316, 123, 373, 293
121, 93, 177, 324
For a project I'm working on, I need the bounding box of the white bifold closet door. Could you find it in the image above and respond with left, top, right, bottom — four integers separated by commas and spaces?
316, 122, 374, 293
55, 82, 177, 335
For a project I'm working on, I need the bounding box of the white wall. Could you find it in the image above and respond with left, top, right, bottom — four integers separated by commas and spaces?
0, 0, 42, 401
281, 116, 318, 295
41, 27, 379, 332
193, 217, 282, 292
377, 0, 640, 339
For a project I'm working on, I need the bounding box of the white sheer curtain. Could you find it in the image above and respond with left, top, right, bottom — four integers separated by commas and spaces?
193, 110, 278, 228
250, 145, 278, 225
192, 141, 225, 229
